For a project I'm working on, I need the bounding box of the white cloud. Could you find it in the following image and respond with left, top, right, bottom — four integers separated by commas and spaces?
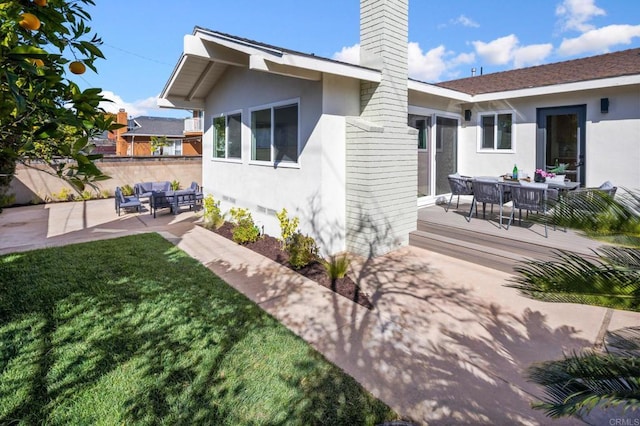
471, 35, 553, 69
557, 24, 640, 55
333, 42, 475, 82
98, 91, 188, 118
513, 43, 554, 68
332, 43, 360, 65
452, 15, 479, 28
556, 0, 606, 32
472, 35, 519, 65
408, 43, 448, 81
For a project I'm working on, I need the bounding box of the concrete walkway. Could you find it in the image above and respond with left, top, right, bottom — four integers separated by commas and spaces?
1, 199, 638, 425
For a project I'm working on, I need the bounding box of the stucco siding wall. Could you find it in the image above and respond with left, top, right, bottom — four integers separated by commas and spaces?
446, 86, 639, 188
202, 68, 351, 254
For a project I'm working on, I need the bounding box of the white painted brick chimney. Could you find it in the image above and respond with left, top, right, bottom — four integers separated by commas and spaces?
345, 0, 417, 257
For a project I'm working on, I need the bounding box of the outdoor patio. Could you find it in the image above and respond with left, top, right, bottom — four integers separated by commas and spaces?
412, 198, 609, 273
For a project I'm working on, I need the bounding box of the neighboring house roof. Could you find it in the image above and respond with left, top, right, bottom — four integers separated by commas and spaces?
122, 116, 184, 138
435, 48, 640, 96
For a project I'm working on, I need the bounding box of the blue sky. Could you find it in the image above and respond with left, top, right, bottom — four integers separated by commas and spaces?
73, 0, 640, 118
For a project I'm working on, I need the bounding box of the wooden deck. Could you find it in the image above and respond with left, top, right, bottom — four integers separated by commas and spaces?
410, 200, 608, 274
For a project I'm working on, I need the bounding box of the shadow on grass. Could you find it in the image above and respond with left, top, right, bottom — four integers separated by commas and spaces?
0, 233, 394, 424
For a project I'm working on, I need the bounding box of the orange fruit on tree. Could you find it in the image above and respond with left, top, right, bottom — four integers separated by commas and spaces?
34, 0, 47, 6
19, 13, 41, 31
69, 61, 86, 75
30, 58, 45, 67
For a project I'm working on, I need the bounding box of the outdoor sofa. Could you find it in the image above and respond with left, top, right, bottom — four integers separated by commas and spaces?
115, 186, 141, 216
134, 181, 171, 201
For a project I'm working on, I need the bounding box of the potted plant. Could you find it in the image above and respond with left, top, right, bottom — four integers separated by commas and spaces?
547, 163, 568, 183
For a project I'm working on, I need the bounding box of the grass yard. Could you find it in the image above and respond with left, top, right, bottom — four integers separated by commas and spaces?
0, 233, 396, 425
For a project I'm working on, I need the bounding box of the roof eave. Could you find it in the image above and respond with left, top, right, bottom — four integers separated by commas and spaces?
472, 74, 640, 102
159, 28, 382, 107
408, 79, 472, 102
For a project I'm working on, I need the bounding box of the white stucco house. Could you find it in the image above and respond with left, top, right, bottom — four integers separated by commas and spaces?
159, 0, 640, 257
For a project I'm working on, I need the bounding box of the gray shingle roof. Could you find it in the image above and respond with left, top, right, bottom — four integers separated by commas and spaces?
122, 116, 184, 137
435, 48, 640, 95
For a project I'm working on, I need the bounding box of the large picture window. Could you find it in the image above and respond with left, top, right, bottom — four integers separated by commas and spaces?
213, 112, 242, 159
480, 113, 513, 150
251, 102, 298, 163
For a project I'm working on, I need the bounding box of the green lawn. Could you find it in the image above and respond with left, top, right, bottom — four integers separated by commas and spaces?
0, 233, 396, 425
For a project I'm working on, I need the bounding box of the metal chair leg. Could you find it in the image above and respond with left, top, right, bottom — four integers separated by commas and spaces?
445, 193, 454, 212
466, 198, 476, 222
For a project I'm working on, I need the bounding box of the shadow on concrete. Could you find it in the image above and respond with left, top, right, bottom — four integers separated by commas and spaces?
191, 214, 591, 425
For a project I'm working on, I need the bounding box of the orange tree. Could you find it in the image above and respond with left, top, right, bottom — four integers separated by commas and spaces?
0, 0, 120, 207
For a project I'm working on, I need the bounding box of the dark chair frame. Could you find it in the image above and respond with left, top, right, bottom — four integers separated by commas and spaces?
446, 175, 474, 212
506, 184, 557, 238
467, 179, 512, 228
115, 186, 141, 216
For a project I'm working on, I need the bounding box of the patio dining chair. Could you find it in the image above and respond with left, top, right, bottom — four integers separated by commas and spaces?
562, 181, 617, 222
445, 174, 474, 212
467, 178, 512, 228
506, 182, 558, 238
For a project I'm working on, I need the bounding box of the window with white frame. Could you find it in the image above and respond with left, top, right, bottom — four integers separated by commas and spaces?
480, 113, 513, 150
251, 102, 298, 163
153, 139, 182, 156
213, 112, 242, 159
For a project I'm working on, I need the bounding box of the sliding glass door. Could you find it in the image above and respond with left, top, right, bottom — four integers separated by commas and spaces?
409, 115, 431, 197
410, 114, 458, 199
435, 116, 458, 195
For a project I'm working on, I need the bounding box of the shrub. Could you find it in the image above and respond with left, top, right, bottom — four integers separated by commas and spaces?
74, 190, 94, 201
276, 208, 299, 248
121, 184, 135, 196
170, 180, 180, 191
100, 189, 110, 199
52, 187, 73, 202
0, 193, 16, 208
229, 207, 260, 244
322, 255, 351, 280
287, 232, 318, 269
203, 195, 225, 230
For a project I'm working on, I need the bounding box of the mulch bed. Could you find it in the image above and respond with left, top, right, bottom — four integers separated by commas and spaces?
206, 222, 373, 310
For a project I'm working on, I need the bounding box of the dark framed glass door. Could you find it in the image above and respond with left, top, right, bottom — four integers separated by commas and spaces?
435, 116, 458, 195
536, 105, 586, 184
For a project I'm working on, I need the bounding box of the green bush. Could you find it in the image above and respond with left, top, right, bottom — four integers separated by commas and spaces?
276, 208, 299, 248
322, 255, 351, 280
229, 207, 260, 244
52, 187, 73, 202
121, 184, 135, 196
203, 195, 225, 230
171, 180, 180, 190
74, 190, 94, 201
287, 232, 318, 269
